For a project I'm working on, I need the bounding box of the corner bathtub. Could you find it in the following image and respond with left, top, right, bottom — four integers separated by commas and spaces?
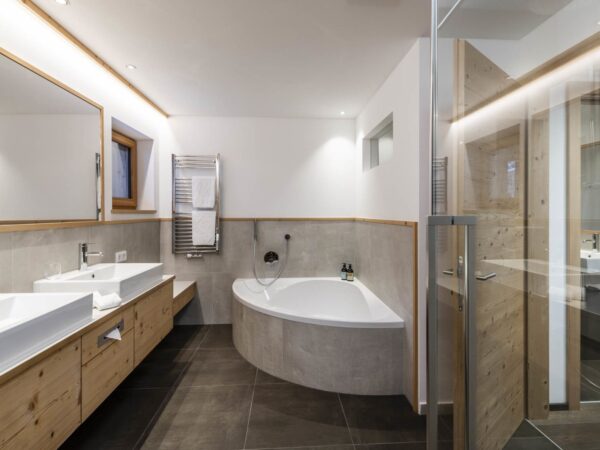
232, 277, 404, 395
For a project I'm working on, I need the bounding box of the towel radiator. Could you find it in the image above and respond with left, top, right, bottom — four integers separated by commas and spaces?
172, 154, 221, 258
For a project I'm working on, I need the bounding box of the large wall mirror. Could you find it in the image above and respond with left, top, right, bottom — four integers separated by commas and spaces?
0, 49, 102, 224
582, 97, 600, 232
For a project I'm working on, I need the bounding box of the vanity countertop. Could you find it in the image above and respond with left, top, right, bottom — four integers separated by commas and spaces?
0, 274, 176, 385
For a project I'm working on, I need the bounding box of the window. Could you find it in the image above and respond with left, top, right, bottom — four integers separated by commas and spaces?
363, 113, 393, 171
111, 131, 137, 209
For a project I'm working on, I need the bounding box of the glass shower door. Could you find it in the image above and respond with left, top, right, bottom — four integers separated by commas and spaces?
428, 0, 600, 448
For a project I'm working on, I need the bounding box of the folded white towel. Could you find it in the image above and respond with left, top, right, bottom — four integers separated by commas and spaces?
192, 210, 216, 246
192, 176, 216, 209
92, 291, 122, 310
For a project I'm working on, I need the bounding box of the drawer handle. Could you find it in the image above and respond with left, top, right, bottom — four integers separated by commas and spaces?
97, 319, 124, 348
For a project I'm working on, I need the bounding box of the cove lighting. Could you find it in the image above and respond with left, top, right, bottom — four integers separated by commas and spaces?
453, 45, 600, 128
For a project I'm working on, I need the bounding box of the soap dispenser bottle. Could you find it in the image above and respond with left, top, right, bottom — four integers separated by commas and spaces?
347, 264, 354, 282
341, 263, 348, 280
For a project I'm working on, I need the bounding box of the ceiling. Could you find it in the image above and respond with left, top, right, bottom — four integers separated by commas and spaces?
0, 53, 99, 114
34, 0, 430, 118
439, 0, 573, 39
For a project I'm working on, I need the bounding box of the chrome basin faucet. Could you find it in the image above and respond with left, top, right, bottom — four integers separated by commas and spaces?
79, 242, 103, 271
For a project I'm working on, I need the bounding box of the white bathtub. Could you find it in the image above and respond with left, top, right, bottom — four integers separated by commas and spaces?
232, 277, 405, 395
232, 277, 404, 328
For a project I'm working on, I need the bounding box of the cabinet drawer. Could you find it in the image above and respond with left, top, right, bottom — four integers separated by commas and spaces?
81, 329, 134, 420
0, 341, 81, 450
81, 307, 134, 365
134, 282, 173, 366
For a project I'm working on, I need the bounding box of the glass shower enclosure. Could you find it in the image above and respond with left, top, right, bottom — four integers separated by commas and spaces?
428, 0, 600, 449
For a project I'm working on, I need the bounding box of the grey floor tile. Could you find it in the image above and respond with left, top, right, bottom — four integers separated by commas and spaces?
340, 394, 426, 444
194, 347, 245, 361
156, 325, 209, 350
141, 385, 252, 450
261, 446, 354, 450
180, 355, 257, 387
245, 383, 353, 449
256, 369, 289, 385
60, 387, 171, 450
503, 437, 560, 450
120, 347, 195, 389
356, 444, 428, 450
199, 324, 235, 348
536, 422, 600, 450
511, 421, 544, 438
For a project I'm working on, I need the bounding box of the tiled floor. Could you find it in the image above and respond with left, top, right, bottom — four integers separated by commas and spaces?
61, 325, 432, 450
581, 336, 600, 402
503, 421, 560, 450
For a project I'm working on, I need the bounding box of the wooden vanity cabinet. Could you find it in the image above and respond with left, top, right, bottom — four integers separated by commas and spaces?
81, 307, 135, 419
0, 341, 81, 450
0, 278, 175, 450
134, 282, 173, 365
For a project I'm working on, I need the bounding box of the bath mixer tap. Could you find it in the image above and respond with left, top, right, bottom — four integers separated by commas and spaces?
79, 242, 103, 271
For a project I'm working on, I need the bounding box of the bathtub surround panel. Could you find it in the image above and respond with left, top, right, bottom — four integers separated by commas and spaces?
232, 298, 403, 395
1, 221, 160, 292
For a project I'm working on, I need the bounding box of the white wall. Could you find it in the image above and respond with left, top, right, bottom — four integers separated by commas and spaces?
355, 38, 431, 407
355, 39, 428, 222
0, 114, 98, 220
470, 0, 600, 80
0, 0, 167, 222
160, 117, 356, 218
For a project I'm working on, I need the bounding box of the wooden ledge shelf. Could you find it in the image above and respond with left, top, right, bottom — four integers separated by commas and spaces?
173, 280, 196, 316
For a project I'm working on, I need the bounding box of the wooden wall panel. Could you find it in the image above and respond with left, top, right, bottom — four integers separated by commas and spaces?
527, 112, 550, 419
457, 40, 527, 449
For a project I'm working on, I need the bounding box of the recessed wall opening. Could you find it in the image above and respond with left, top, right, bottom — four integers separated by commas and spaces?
363, 113, 393, 171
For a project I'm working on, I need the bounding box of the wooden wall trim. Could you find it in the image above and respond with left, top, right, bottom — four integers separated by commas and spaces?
0, 218, 161, 233
160, 217, 419, 227
20, 0, 169, 117
412, 222, 419, 412
566, 97, 582, 410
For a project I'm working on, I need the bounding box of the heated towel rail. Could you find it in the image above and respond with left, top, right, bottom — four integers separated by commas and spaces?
172, 154, 221, 258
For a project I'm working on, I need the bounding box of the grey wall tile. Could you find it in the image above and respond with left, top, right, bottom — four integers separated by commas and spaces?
11, 227, 89, 291
0, 233, 12, 292
6, 222, 160, 293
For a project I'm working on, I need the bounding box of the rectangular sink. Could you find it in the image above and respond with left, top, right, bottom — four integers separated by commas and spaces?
34, 263, 164, 299
582, 250, 600, 273
0, 292, 93, 373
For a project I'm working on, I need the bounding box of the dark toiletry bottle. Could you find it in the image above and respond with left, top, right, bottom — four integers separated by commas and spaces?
341, 263, 348, 280
347, 264, 354, 282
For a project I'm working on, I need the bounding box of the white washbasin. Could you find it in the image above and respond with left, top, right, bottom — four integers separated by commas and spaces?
33, 263, 163, 298
0, 292, 93, 373
582, 250, 600, 272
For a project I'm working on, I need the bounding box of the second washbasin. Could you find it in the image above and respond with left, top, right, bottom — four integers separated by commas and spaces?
33, 263, 163, 298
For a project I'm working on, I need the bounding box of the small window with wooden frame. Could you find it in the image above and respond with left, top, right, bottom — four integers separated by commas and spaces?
111, 131, 137, 210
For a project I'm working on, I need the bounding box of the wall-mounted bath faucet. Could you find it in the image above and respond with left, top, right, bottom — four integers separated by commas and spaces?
79, 242, 103, 271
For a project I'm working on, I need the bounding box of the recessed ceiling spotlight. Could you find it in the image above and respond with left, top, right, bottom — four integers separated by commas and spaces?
340, 111, 346, 116
55, 0, 70, 5
125, 64, 137, 70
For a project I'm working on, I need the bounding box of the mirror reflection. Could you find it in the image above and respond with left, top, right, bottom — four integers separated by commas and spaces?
0, 53, 102, 223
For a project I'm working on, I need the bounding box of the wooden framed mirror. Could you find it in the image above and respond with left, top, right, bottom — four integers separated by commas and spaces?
0, 47, 104, 226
